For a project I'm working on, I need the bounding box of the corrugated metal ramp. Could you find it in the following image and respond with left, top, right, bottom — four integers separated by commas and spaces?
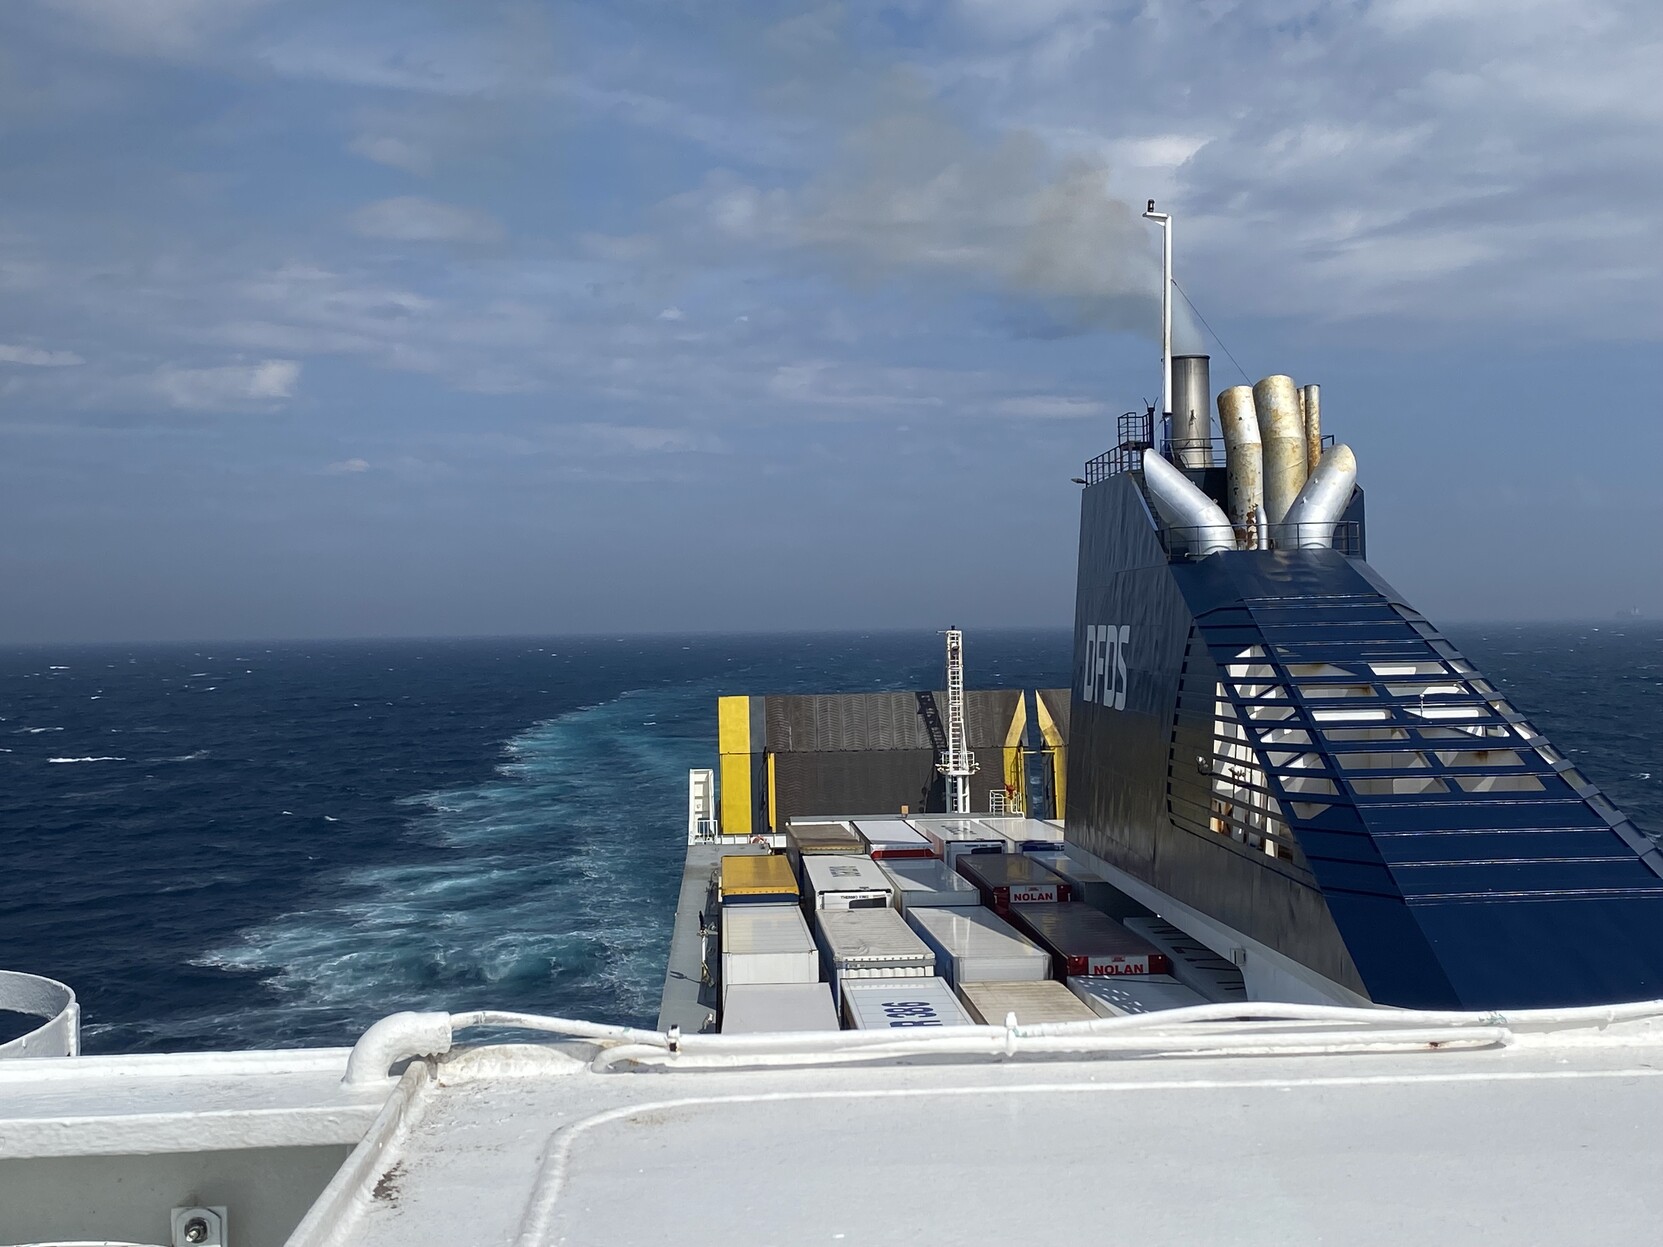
1176, 550, 1663, 1008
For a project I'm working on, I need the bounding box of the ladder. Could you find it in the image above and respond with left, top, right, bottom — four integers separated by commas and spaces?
936, 628, 978, 814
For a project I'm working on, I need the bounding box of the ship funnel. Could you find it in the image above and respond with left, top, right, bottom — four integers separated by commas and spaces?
1254, 375, 1308, 537
1141, 452, 1234, 558
1281, 444, 1357, 549
1170, 355, 1213, 468
1302, 383, 1322, 473
1217, 386, 1264, 548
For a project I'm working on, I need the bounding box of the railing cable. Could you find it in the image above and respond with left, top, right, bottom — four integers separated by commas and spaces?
1174, 279, 1252, 385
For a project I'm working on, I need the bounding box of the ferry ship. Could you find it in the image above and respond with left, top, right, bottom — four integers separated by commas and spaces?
3, 209, 1662, 1246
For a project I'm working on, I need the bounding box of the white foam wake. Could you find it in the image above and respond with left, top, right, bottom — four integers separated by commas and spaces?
199, 682, 716, 1042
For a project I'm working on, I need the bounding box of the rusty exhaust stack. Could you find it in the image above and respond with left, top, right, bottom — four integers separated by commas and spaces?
1217, 386, 1264, 549
1302, 384, 1322, 474
1170, 354, 1213, 468
1253, 374, 1308, 543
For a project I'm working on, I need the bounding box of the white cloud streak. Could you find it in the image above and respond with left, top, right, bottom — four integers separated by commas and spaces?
347, 134, 433, 175
625, 88, 1202, 348
5, 0, 1660, 442
930, 0, 1663, 338
349, 197, 504, 244
0, 342, 84, 366
33, 0, 270, 59
153, 359, 299, 412
995, 396, 1110, 419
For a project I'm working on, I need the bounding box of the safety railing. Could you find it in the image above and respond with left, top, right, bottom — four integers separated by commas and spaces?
1085, 409, 1156, 482
1159, 434, 1226, 467
1086, 431, 1341, 484
1158, 520, 1363, 561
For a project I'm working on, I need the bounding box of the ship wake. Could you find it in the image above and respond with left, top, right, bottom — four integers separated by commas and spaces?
183, 684, 717, 1044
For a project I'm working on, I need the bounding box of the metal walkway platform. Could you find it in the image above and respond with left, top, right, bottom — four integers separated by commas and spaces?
655, 842, 767, 1033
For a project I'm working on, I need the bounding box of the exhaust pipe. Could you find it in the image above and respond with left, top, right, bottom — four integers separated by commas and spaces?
1141, 452, 1235, 558
1253, 374, 1308, 540
1170, 354, 1213, 468
1281, 444, 1357, 549
1217, 386, 1263, 548
1302, 384, 1322, 474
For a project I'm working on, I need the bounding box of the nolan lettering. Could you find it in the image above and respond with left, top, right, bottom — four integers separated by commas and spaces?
1080, 624, 1131, 710
1010, 886, 1058, 903
1090, 959, 1151, 976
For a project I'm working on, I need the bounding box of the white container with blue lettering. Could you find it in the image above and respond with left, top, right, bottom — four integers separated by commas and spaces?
813, 907, 935, 1008
840, 978, 971, 1030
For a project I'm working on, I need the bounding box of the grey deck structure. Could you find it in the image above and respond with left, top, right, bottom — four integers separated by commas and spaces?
295, 1015, 1663, 1246
656, 841, 768, 1033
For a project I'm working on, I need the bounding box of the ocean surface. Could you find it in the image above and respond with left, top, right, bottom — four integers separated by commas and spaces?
1, 625, 1658, 1054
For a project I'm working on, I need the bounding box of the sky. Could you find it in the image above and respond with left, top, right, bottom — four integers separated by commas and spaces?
1, 0, 1660, 643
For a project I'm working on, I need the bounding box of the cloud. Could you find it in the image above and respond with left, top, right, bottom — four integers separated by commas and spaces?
619, 84, 1204, 348
576, 423, 723, 455
153, 359, 299, 412
0, 0, 1658, 642
349, 197, 503, 244
558, 75, 803, 168
798, 107, 1176, 341
925, 0, 1663, 340
0, 343, 84, 367
254, 7, 556, 99
32, 0, 270, 59
951, 0, 1108, 40
994, 396, 1110, 419
347, 134, 433, 175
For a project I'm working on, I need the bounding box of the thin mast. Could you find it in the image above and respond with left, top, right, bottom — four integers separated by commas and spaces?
1142, 200, 1172, 445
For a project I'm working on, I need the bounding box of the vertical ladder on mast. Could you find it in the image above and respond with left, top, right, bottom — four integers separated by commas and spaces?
937, 628, 978, 814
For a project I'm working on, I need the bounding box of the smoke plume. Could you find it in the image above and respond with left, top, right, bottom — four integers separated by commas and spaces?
791, 93, 1203, 351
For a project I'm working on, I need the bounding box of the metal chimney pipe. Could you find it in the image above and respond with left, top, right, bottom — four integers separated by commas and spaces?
1302, 384, 1322, 474
1142, 451, 1234, 558
1170, 355, 1213, 468
1216, 386, 1264, 549
1281, 444, 1357, 549
1253, 374, 1307, 539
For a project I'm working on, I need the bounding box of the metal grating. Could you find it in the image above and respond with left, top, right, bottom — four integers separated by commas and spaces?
1188, 597, 1663, 904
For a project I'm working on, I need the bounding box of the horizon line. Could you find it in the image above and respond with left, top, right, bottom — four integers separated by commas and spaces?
0, 618, 1653, 649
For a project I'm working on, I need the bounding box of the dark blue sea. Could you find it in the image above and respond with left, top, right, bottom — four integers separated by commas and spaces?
2, 626, 1658, 1053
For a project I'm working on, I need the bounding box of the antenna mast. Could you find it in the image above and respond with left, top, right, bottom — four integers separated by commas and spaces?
1142, 200, 1172, 448
938, 628, 978, 814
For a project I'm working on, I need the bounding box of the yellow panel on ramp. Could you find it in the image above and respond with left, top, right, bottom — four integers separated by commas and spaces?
1034, 693, 1066, 816
718, 696, 752, 835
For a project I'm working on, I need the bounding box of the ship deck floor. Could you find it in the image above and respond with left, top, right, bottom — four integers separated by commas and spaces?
656, 841, 768, 1033
287, 1032, 1663, 1246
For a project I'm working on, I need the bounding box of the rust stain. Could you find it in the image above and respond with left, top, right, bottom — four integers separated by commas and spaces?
373, 1161, 406, 1203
